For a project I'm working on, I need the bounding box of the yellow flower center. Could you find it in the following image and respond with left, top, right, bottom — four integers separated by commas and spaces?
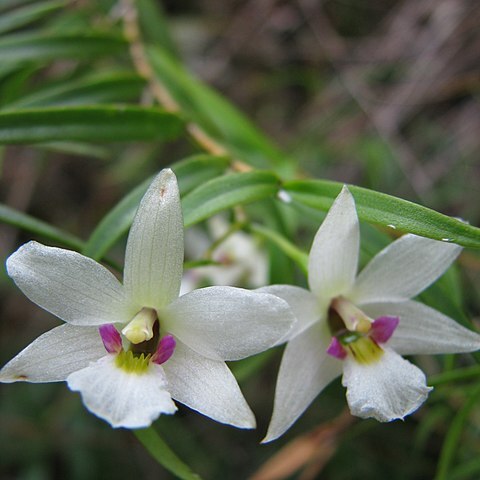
328, 297, 384, 365
340, 333, 383, 364
115, 350, 152, 374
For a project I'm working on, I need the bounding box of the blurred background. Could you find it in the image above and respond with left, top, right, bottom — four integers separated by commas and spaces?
0, 0, 479, 478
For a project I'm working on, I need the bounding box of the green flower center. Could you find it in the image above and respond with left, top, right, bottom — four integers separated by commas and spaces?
339, 333, 383, 364
115, 350, 152, 374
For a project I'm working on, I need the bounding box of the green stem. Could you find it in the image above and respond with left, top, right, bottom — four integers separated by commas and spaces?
134, 427, 202, 480
250, 223, 308, 275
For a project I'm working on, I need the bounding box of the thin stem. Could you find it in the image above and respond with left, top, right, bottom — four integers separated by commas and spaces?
134, 427, 202, 480
121, 0, 247, 164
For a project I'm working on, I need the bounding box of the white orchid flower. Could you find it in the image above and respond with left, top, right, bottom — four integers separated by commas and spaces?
0, 169, 294, 430
261, 186, 480, 442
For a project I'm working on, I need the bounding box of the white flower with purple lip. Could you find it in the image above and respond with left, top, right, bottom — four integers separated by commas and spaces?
261, 186, 480, 442
0, 169, 294, 429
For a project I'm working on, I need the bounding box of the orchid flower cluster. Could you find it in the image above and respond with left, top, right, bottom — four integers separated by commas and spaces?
1, 169, 479, 441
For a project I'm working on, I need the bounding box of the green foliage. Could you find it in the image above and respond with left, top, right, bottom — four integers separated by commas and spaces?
285, 179, 480, 248
0, 106, 184, 143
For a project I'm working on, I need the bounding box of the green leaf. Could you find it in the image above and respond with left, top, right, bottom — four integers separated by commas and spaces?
82, 177, 151, 260
172, 154, 230, 195
0, 106, 184, 144
0, 203, 84, 250
0, 33, 127, 63
83, 156, 229, 260
134, 427, 202, 480
284, 179, 480, 249
36, 141, 111, 160
147, 47, 293, 175
136, 0, 179, 58
183, 171, 279, 227
435, 384, 480, 480
429, 365, 480, 387
3, 72, 146, 109
0, 1, 65, 35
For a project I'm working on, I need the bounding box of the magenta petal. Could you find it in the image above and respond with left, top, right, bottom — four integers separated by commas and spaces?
152, 335, 176, 365
99, 324, 122, 354
370, 316, 400, 344
326, 337, 347, 360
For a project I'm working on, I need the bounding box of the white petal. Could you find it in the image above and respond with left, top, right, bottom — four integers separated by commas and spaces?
350, 234, 461, 305
67, 355, 177, 428
342, 348, 432, 422
0, 324, 105, 383
308, 186, 359, 306
6, 241, 130, 326
263, 322, 342, 443
163, 340, 255, 428
162, 287, 295, 361
123, 169, 184, 310
257, 285, 322, 340
362, 300, 480, 355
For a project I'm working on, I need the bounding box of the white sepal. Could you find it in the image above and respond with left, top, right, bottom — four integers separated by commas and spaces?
263, 322, 342, 443
0, 324, 105, 383
163, 340, 255, 428
123, 169, 184, 310
67, 355, 177, 428
308, 186, 359, 306
351, 234, 461, 305
6, 241, 131, 326
342, 347, 432, 422
362, 300, 480, 355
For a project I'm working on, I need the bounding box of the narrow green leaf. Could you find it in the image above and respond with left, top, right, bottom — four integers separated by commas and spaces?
0, 33, 127, 63
137, 0, 179, 58
0, 106, 184, 144
3, 73, 146, 109
183, 171, 279, 228
0, 0, 65, 35
284, 180, 480, 249
82, 177, 151, 260
250, 223, 308, 275
435, 384, 480, 480
429, 365, 480, 387
451, 458, 480, 480
147, 47, 293, 175
172, 154, 230, 194
84, 156, 229, 260
134, 427, 202, 480
0, 203, 84, 250
36, 141, 111, 160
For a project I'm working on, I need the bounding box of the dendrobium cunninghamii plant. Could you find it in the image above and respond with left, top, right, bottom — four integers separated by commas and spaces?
0, 169, 295, 429
261, 186, 480, 442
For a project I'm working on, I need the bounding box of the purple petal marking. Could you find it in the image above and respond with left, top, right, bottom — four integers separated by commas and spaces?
152, 335, 176, 365
99, 324, 122, 354
326, 336, 347, 360
370, 316, 400, 344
